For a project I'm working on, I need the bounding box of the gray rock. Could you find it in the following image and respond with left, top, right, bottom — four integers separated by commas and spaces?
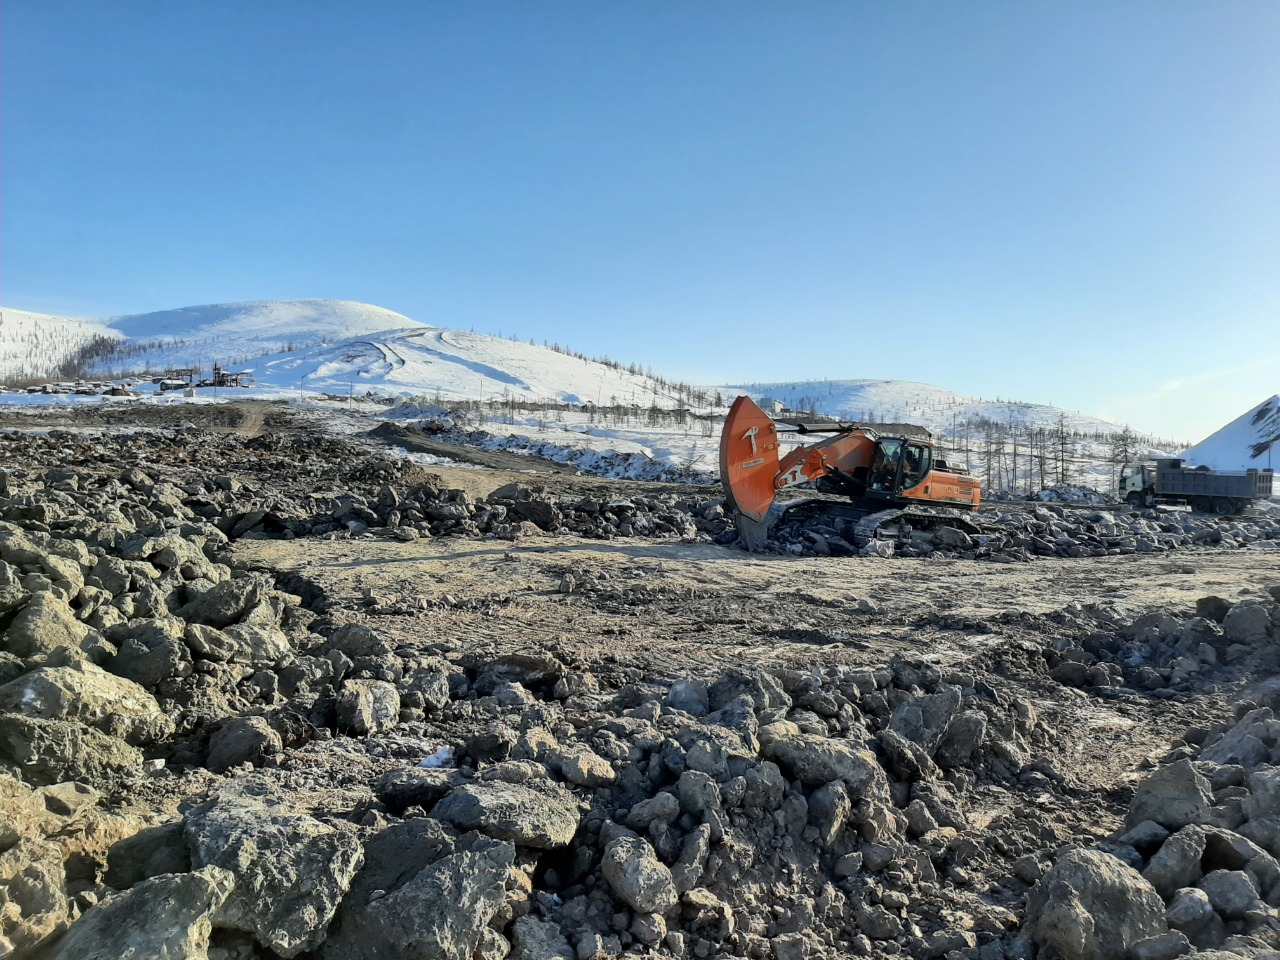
1201, 827, 1267, 871
1197, 869, 1262, 920
511, 499, 560, 531
109, 629, 193, 690
336, 679, 400, 736
511, 916, 575, 960
763, 734, 887, 798
933, 711, 987, 768
855, 902, 903, 940
106, 822, 192, 890
184, 777, 364, 958
1143, 826, 1205, 897
321, 820, 514, 960
5, 592, 94, 660
708, 668, 790, 713
205, 716, 282, 773
809, 781, 852, 847
626, 792, 680, 831
601, 835, 678, 914
666, 679, 709, 716
888, 684, 961, 751
0, 661, 172, 746
878, 727, 939, 781
0, 837, 68, 957
178, 577, 265, 628
1165, 886, 1215, 933
0, 715, 142, 791
376, 767, 463, 813
1119, 820, 1170, 856
1126, 760, 1213, 832
324, 622, 392, 658
46, 866, 233, 960
219, 623, 292, 666
1243, 765, 1280, 821
431, 781, 580, 849
403, 664, 451, 712
670, 823, 712, 895
1223, 603, 1272, 645
1128, 931, 1191, 960
182, 624, 238, 663
1026, 848, 1168, 960
549, 743, 616, 787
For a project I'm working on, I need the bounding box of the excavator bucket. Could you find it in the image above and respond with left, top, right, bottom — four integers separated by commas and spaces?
719, 396, 781, 550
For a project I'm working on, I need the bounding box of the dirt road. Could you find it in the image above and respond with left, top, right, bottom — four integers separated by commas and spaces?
235, 532, 1280, 676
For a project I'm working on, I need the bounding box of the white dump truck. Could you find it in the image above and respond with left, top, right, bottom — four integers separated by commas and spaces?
1119, 458, 1274, 514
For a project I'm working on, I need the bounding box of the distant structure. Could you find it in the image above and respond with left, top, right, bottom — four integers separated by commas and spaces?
197, 364, 254, 389
759, 397, 788, 415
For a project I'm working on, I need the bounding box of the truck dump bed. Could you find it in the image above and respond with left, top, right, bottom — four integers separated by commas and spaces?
1156, 459, 1274, 499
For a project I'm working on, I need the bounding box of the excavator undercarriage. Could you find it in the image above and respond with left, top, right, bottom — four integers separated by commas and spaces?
719, 396, 982, 552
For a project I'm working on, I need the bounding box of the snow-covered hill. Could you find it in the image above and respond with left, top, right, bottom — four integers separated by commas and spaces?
100, 300, 426, 374
0, 308, 119, 381
1181, 395, 1280, 472
250, 327, 687, 406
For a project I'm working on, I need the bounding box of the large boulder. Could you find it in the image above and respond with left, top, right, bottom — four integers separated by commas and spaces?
0, 661, 173, 745
0, 837, 68, 957
45, 866, 234, 960
321, 819, 514, 960
1143, 826, 1205, 897
108, 627, 193, 690
0, 716, 142, 791
4, 593, 94, 660
178, 577, 266, 629
205, 717, 282, 773
1027, 848, 1168, 960
601, 835, 678, 914
1125, 760, 1213, 832
431, 781, 580, 849
184, 777, 364, 958
1223, 603, 1273, 645
510, 916, 575, 960
336, 679, 400, 736
764, 734, 888, 798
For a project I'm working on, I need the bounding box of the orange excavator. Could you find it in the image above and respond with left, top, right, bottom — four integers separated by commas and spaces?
719, 396, 982, 551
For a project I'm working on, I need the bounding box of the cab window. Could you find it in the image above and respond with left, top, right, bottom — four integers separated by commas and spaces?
902, 443, 931, 487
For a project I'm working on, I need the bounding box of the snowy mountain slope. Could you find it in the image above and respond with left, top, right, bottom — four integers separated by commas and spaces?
247, 327, 685, 405
727, 379, 1132, 440
0, 308, 119, 381
1180, 395, 1280, 472
97, 300, 425, 372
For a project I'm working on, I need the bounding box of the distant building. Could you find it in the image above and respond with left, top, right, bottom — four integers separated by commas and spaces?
759, 397, 788, 415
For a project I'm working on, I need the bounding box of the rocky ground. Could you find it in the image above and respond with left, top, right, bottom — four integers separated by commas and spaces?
1, 404, 1279, 960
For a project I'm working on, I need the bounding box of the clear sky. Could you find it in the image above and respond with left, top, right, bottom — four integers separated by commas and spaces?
3, 2, 1277, 441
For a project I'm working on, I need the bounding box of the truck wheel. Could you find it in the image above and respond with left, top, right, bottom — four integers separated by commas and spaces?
1125, 491, 1144, 509
1192, 497, 1212, 514
1213, 499, 1235, 516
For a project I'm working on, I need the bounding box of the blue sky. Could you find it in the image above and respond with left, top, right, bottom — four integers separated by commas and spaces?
4, 2, 1277, 440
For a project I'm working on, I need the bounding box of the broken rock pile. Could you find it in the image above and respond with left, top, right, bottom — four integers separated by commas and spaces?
767, 502, 1280, 562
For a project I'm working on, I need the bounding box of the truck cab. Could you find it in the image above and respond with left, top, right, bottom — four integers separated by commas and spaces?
1119, 462, 1153, 507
